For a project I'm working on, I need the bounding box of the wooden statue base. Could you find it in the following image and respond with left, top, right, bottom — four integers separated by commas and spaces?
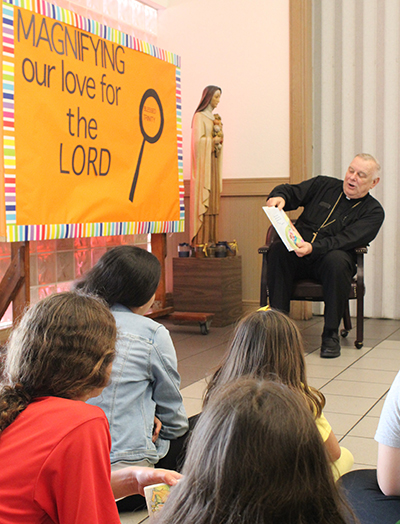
173, 256, 242, 327
146, 308, 214, 335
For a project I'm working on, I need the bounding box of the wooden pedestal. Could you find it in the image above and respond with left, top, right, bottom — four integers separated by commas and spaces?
173, 256, 242, 327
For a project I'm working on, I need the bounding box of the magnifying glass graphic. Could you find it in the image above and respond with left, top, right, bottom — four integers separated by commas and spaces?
129, 88, 164, 202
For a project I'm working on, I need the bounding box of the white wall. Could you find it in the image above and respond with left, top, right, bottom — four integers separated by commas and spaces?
157, 0, 290, 180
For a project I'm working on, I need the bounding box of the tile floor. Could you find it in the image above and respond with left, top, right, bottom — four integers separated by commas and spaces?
120, 315, 400, 524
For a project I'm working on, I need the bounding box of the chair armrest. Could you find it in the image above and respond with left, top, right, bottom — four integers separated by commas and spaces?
354, 246, 368, 255
259, 226, 280, 254
258, 245, 270, 255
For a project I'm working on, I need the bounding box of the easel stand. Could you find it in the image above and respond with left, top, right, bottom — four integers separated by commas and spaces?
0, 241, 30, 324
148, 233, 174, 316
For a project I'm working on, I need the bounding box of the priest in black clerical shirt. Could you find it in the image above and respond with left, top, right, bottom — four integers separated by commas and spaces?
265, 153, 384, 358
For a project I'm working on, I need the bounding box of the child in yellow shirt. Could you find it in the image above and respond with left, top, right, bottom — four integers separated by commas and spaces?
204, 307, 353, 480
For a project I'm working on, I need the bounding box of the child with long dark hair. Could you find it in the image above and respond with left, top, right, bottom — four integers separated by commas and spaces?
75, 245, 188, 511
204, 308, 354, 479
0, 292, 180, 523
157, 378, 355, 524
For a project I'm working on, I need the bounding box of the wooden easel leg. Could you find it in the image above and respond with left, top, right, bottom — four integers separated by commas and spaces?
0, 241, 30, 323
11, 241, 30, 323
151, 233, 166, 309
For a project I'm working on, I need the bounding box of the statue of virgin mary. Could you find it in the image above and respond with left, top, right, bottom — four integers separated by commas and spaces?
190, 85, 223, 245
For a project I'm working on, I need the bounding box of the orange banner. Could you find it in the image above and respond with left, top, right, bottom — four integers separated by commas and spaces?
1, 2, 183, 241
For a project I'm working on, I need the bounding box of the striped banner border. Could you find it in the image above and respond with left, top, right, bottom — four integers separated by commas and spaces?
2, 0, 184, 241
2, 3, 15, 228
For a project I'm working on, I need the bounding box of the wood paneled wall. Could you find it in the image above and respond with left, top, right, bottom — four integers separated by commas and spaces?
166, 178, 287, 314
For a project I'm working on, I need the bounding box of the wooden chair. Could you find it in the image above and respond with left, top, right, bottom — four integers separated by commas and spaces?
258, 226, 367, 348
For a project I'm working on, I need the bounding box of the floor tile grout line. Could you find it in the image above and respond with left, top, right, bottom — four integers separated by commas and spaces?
305, 343, 381, 389
338, 390, 390, 442
306, 335, 392, 447
177, 340, 230, 364
326, 329, 400, 387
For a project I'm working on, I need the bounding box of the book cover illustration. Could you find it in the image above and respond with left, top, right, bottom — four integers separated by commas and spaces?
144, 483, 171, 514
262, 206, 303, 251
